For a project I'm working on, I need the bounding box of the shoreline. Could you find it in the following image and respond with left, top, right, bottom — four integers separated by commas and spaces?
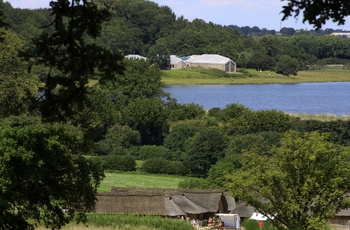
161, 69, 350, 85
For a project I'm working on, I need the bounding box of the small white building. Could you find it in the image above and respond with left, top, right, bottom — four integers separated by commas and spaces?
170, 55, 186, 70
330, 32, 350, 38
170, 54, 236, 73
125, 54, 148, 60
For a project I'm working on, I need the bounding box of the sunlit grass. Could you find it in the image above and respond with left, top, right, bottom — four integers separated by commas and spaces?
161, 68, 350, 85
98, 172, 186, 192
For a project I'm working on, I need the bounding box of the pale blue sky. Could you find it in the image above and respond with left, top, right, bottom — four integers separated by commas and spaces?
5, 0, 350, 31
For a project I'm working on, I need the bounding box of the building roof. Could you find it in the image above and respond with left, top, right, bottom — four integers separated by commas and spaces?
95, 187, 235, 216
170, 55, 184, 64
125, 54, 148, 60
187, 54, 233, 65
230, 204, 255, 218
336, 209, 350, 217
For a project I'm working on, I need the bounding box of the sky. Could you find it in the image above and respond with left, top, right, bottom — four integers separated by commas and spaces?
5, 0, 350, 31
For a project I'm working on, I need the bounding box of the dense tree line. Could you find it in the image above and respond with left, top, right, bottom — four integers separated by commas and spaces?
0, 0, 350, 229
2, 0, 350, 73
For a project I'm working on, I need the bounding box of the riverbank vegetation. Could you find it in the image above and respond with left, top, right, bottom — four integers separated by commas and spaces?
161, 66, 350, 85
1, 1, 350, 229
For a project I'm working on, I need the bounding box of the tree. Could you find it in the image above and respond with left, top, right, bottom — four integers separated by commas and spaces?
228, 131, 350, 230
167, 101, 205, 122
33, 0, 123, 122
281, 0, 350, 29
114, 59, 165, 103
275, 55, 300, 76
0, 116, 104, 229
163, 123, 201, 152
103, 124, 141, 149
185, 127, 228, 178
0, 28, 41, 118
0, 0, 123, 228
122, 98, 169, 145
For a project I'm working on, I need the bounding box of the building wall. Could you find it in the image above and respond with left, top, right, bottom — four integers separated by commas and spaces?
330, 217, 350, 226
171, 61, 185, 70
187, 62, 236, 73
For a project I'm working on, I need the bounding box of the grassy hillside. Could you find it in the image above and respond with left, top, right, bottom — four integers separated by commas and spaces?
98, 172, 186, 192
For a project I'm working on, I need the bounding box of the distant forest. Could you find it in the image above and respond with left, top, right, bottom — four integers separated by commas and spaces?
1, 0, 350, 71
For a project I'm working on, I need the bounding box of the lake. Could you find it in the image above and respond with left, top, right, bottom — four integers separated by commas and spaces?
164, 82, 350, 115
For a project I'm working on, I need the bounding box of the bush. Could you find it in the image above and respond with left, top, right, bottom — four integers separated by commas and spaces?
168, 102, 205, 122
141, 158, 167, 174
141, 158, 188, 176
91, 155, 136, 171
178, 177, 209, 189
138, 145, 173, 160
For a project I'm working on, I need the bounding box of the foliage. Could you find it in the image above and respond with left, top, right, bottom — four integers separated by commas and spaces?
122, 97, 169, 145
167, 101, 206, 122
0, 0, 123, 228
163, 124, 201, 152
228, 131, 350, 230
5, 0, 350, 72
281, 0, 350, 29
0, 116, 104, 229
32, 0, 123, 122
207, 132, 282, 188
214, 103, 251, 122
184, 127, 228, 178
0, 28, 41, 118
113, 59, 166, 107
103, 124, 141, 148
93, 155, 136, 171
178, 177, 209, 189
275, 55, 300, 76
137, 145, 175, 160
141, 158, 188, 176
226, 109, 294, 135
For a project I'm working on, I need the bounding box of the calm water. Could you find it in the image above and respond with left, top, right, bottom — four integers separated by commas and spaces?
164, 82, 350, 115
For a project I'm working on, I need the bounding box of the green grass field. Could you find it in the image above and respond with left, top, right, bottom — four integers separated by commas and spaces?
98, 172, 186, 192
161, 67, 350, 85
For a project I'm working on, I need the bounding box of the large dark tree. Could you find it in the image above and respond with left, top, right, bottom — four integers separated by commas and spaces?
282, 0, 350, 28
0, 0, 123, 228
33, 0, 123, 122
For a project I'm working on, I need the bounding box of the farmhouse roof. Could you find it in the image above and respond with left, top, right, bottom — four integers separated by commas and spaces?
230, 204, 255, 218
336, 209, 350, 216
187, 54, 233, 64
95, 187, 234, 216
170, 55, 184, 64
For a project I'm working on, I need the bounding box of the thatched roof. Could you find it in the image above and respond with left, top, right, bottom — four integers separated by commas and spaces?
336, 209, 350, 217
230, 204, 255, 218
95, 187, 233, 216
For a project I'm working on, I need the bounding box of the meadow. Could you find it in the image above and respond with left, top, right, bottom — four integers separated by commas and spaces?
161, 67, 350, 85
98, 171, 185, 192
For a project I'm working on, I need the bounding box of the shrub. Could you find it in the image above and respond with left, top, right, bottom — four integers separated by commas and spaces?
178, 177, 209, 189
138, 145, 172, 160
141, 158, 167, 174
91, 155, 136, 171
141, 158, 188, 176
